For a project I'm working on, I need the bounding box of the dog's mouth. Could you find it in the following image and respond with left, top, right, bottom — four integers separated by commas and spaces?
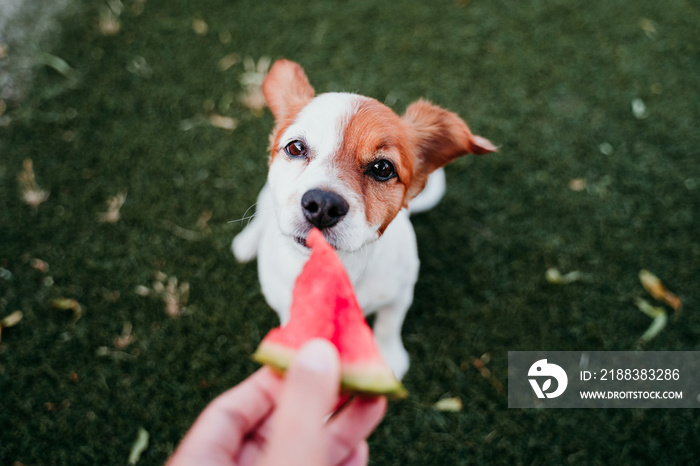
293, 235, 309, 248
293, 230, 339, 250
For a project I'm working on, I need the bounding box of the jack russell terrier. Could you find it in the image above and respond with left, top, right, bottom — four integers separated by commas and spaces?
233, 59, 495, 379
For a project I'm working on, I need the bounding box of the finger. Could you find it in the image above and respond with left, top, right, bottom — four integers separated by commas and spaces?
258, 339, 341, 466
275, 338, 341, 420
338, 440, 369, 466
326, 396, 387, 465
167, 367, 284, 465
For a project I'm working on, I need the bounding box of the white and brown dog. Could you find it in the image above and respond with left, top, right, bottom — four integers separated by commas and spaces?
233, 59, 495, 379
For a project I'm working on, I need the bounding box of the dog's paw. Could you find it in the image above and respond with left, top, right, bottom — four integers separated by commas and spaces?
231, 232, 258, 263
378, 339, 410, 380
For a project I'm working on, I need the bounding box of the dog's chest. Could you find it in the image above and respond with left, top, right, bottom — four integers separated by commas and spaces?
257, 211, 419, 323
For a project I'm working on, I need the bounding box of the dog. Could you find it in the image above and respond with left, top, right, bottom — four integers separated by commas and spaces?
233, 59, 495, 379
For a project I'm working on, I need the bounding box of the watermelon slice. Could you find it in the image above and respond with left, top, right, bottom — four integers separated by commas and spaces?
253, 228, 408, 399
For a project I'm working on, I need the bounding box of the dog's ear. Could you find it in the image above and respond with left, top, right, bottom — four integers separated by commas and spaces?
262, 60, 315, 123
402, 99, 496, 200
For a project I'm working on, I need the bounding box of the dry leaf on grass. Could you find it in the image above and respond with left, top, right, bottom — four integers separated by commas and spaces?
1, 311, 23, 328
635, 298, 667, 345
162, 220, 205, 241
30, 258, 50, 272
126, 56, 153, 79
128, 427, 150, 464
545, 268, 583, 285
38, 53, 79, 81
50, 298, 83, 322
639, 269, 682, 315
114, 322, 135, 349
218, 53, 240, 71
136, 272, 191, 317
18, 159, 50, 208
568, 178, 586, 191
599, 142, 614, 155
472, 353, 505, 394
240, 56, 271, 115
196, 210, 213, 233
96, 346, 136, 361
632, 98, 647, 119
192, 18, 209, 35
638, 18, 657, 38
0, 311, 23, 342
99, 0, 124, 36
97, 191, 127, 223
162, 210, 213, 241
433, 396, 463, 412
208, 114, 238, 130
180, 110, 237, 132
99, 7, 120, 36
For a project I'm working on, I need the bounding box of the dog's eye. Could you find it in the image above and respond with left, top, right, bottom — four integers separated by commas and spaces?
284, 140, 308, 158
367, 159, 397, 181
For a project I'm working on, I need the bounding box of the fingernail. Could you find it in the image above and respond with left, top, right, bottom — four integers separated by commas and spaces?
294, 339, 338, 374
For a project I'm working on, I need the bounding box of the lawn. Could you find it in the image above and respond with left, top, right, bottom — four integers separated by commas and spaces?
1, 0, 699, 464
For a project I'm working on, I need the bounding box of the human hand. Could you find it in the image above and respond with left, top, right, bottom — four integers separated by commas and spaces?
167, 339, 387, 466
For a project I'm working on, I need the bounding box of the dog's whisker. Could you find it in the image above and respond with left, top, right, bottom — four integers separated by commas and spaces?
241, 202, 259, 218
227, 213, 257, 224
228, 202, 263, 225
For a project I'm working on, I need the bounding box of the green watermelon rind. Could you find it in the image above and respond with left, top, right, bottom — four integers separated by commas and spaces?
253, 341, 408, 399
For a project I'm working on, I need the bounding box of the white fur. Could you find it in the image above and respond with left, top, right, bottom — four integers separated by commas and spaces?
233, 92, 445, 379
408, 167, 446, 214
234, 181, 418, 378
267, 93, 380, 253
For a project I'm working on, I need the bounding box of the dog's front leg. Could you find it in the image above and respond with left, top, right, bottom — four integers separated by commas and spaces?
232, 183, 271, 263
372, 293, 413, 380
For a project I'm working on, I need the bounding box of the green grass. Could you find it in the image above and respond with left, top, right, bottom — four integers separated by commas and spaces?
1, 0, 699, 464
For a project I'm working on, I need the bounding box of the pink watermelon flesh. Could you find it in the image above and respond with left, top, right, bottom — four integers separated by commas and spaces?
253, 228, 407, 398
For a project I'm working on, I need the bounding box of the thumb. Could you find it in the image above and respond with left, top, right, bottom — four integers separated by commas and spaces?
259, 339, 341, 465
281, 338, 341, 414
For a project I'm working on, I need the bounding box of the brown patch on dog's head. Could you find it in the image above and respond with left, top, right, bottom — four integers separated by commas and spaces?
336, 97, 497, 233
339, 97, 413, 234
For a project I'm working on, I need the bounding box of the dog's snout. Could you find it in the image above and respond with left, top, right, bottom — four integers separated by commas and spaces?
301, 189, 349, 230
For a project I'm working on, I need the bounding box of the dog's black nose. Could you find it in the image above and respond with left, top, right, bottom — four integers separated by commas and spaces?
301, 189, 349, 230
